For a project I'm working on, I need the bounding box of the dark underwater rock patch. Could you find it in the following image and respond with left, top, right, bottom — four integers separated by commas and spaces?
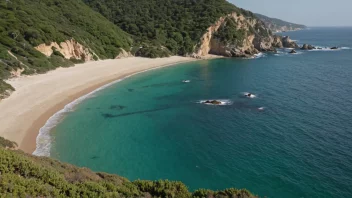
110, 105, 126, 110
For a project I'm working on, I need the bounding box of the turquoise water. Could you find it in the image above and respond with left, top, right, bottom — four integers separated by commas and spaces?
48, 28, 352, 197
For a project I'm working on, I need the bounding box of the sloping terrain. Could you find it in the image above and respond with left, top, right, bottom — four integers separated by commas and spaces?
0, 137, 257, 198
83, 0, 257, 56
0, 0, 132, 98
255, 13, 306, 32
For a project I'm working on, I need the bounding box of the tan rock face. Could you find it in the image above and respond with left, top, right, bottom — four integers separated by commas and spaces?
195, 15, 227, 56
115, 48, 133, 59
194, 12, 275, 58
35, 39, 95, 62
272, 35, 284, 48
10, 68, 25, 77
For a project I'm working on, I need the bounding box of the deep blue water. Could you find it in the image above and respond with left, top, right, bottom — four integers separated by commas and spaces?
47, 28, 352, 197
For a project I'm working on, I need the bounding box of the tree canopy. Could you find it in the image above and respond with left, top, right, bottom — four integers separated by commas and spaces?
83, 0, 256, 57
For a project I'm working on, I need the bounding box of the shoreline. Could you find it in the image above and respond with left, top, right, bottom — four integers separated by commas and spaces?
0, 56, 203, 154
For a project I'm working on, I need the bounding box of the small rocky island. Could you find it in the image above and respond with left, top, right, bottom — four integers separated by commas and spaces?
203, 100, 222, 105
301, 44, 316, 50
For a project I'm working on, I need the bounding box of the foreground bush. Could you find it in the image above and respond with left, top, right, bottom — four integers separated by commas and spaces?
0, 136, 257, 198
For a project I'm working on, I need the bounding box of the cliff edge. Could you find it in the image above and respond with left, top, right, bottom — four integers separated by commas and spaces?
194, 12, 298, 58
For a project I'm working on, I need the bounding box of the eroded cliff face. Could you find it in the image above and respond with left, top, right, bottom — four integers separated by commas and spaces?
194, 13, 263, 58
194, 12, 297, 58
115, 48, 133, 59
35, 39, 96, 61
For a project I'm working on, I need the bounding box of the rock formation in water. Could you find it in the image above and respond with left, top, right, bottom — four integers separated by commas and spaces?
281, 36, 299, 48
301, 44, 316, 50
203, 100, 222, 105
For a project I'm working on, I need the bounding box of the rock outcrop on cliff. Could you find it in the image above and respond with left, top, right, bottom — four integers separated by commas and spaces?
194, 13, 271, 58
194, 12, 298, 58
281, 36, 299, 48
115, 48, 133, 59
272, 35, 284, 48
35, 39, 97, 62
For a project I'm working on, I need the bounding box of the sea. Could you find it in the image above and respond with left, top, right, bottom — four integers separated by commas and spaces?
34, 27, 352, 198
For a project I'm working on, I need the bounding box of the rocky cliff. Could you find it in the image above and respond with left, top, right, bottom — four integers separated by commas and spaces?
35, 40, 97, 62
35, 40, 135, 62
194, 12, 295, 58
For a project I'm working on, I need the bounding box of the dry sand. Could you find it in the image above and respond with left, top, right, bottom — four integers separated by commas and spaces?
0, 56, 196, 153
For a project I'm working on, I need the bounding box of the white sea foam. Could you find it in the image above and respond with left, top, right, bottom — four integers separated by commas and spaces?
32, 80, 122, 157
245, 52, 266, 59
33, 64, 180, 157
198, 99, 233, 106
291, 51, 303, 55
254, 52, 266, 59
243, 92, 257, 98
307, 46, 351, 52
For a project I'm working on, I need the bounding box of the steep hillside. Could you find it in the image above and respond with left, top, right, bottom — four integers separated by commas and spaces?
194, 12, 277, 58
83, 0, 297, 59
83, 0, 257, 57
0, 137, 257, 198
0, 0, 132, 99
255, 13, 307, 32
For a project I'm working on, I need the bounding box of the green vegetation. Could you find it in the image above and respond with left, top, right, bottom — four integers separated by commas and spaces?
0, 136, 17, 148
0, 80, 14, 100
0, 0, 263, 98
213, 18, 246, 46
0, 143, 257, 197
83, 0, 256, 57
255, 13, 306, 32
0, 0, 133, 97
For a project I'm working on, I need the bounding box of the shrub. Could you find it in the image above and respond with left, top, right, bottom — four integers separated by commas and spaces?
0, 141, 258, 198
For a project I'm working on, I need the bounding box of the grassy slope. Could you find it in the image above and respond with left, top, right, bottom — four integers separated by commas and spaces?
0, 0, 132, 97
0, 138, 257, 198
83, 0, 256, 57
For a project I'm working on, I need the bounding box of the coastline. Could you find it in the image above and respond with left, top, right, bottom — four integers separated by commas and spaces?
0, 56, 202, 154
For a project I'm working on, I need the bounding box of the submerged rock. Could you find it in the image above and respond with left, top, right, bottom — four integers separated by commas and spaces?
330, 47, 338, 50
203, 100, 222, 105
289, 49, 297, 54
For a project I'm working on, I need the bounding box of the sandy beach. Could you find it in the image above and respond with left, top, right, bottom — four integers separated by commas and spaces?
0, 56, 196, 153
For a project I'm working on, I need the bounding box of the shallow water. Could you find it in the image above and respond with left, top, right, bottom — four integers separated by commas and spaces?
45, 27, 352, 197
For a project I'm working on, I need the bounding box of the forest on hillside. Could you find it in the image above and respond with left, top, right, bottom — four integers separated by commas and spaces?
0, 0, 259, 98
83, 0, 256, 57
